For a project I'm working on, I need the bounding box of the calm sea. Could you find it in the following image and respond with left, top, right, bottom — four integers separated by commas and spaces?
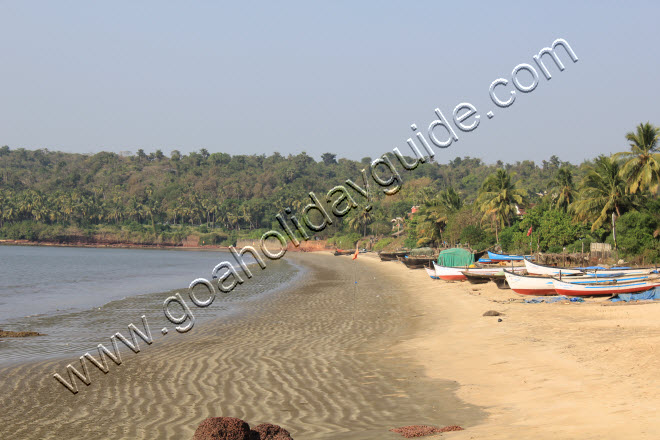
0, 245, 300, 366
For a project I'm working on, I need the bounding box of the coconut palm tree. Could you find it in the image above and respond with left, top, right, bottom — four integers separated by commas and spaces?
549, 167, 576, 211
571, 155, 633, 231
476, 170, 526, 241
614, 122, 660, 194
438, 187, 463, 213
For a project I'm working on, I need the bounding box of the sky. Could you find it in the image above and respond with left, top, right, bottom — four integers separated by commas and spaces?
0, 1, 658, 165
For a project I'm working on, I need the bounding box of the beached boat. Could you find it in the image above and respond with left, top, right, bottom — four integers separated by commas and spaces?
462, 272, 492, 284
432, 262, 467, 281
333, 249, 354, 256
400, 256, 435, 269
425, 267, 440, 279
552, 278, 660, 296
487, 251, 533, 261
378, 251, 398, 261
580, 266, 658, 276
524, 259, 583, 276
504, 270, 557, 295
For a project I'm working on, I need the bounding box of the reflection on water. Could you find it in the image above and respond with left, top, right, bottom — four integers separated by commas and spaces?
0, 245, 300, 366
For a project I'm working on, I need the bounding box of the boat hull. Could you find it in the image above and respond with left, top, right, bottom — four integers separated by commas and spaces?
425, 267, 439, 279
432, 262, 467, 281
524, 259, 583, 276
504, 271, 557, 295
552, 279, 660, 296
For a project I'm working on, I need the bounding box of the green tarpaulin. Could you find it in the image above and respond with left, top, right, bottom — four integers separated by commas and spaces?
437, 248, 474, 267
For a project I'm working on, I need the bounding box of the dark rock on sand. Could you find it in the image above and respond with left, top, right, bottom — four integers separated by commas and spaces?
250, 423, 293, 440
482, 310, 502, 316
193, 417, 252, 440
0, 329, 45, 338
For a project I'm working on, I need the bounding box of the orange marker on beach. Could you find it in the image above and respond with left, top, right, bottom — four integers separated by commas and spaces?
352, 246, 359, 260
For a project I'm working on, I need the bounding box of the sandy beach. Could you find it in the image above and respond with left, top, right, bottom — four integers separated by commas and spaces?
2, 252, 659, 439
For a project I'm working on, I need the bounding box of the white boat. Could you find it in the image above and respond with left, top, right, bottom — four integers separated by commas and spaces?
580, 267, 657, 276
432, 262, 467, 281
463, 267, 525, 276
425, 267, 440, 279
552, 278, 660, 296
504, 271, 654, 295
504, 271, 556, 295
524, 259, 583, 276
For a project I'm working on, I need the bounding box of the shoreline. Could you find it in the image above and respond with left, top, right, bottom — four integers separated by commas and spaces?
0, 252, 481, 439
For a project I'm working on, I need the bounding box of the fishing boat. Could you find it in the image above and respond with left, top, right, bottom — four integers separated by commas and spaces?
425, 267, 440, 279
432, 262, 468, 281
580, 266, 658, 276
504, 270, 557, 295
333, 249, 354, 256
487, 251, 533, 261
552, 278, 660, 296
378, 251, 398, 261
400, 256, 435, 269
524, 259, 583, 276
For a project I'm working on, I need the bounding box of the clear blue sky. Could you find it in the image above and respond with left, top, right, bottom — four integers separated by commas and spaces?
0, 1, 658, 164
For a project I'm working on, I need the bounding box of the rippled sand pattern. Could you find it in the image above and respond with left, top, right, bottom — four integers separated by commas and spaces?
0, 253, 482, 439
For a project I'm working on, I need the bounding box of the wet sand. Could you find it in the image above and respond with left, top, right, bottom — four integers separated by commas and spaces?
0, 253, 481, 439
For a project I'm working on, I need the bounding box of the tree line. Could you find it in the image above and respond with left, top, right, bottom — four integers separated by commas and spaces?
0, 123, 658, 261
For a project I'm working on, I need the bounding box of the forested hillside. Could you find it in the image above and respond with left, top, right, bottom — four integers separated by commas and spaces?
1, 122, 659, 263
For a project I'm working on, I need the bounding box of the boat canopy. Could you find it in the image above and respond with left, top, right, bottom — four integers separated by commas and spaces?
437, 248, 474, 267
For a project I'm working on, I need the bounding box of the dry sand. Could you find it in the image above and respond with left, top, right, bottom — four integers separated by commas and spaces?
2, 252, 659, 439
364, 256, 660, 440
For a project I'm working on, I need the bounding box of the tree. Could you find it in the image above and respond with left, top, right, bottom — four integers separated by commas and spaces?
476, 169, 526, 241
321, 153, 337, 165
549, 167, 575, 211
614, 122, 660, 194
438, 187, 463, 213
572, 155, 633, 231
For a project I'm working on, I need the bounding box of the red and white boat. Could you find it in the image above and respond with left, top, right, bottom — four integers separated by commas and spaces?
462, 267, 525, 276
552, 278, 660, 296
524, 259, 583, 276
425, 267, 440, 279
504, 271, 556, 295
432, 262, 467, 281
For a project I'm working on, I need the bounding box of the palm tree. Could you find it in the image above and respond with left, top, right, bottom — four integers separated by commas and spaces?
614, 122, 660, 194
438, 187, 463, 213
348, 210, 373, 237
571, 155, 633, 231
476, 169, 526, 241
549, 167, 576, 211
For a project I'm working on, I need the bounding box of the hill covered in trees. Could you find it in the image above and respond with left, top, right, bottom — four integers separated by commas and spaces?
1, 122, 659, 262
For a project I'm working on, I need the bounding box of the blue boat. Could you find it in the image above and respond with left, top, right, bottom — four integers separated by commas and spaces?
487, 251, 534, 261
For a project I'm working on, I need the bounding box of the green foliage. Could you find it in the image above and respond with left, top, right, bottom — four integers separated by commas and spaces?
327, 232, 361, 249
373, 237, 394, 252
607, 211, 660, 261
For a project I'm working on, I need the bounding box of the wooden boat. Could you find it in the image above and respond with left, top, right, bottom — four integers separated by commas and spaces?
462, 267, 525, 276
552, 278, 660, 296
425, 267, 440, 279
432, 262, 467, 281
580, 266, 658, 276
524, 259, 583, 276
462, 272, 491, 284
487, 251, 533, 261
400, 256, 435, 269
493, 276, 510, 289
504, 270, 557, 295
333, 249, 354, 256
378, 251, 398, 261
